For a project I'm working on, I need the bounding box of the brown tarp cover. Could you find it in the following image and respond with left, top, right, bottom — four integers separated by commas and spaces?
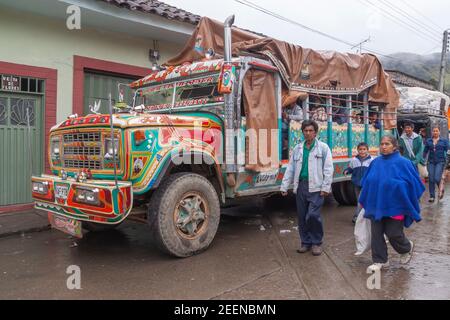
166, 17, 399, 130
243, 69, 279, 171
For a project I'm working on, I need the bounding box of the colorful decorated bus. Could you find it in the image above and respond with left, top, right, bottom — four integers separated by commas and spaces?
31, 16, 399, 257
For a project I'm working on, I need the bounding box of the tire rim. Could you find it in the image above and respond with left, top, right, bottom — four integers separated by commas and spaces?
173, 192, 209, 240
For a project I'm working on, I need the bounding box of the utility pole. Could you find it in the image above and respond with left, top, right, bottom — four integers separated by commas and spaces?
351, 37, 371, 54
438, 30, 449, 92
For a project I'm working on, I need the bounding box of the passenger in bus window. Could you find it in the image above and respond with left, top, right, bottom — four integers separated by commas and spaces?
369, 112, 381, 130
351, 109, 364, 124
311, 106, 327, 122
286, 99, 304, 121
309, 97, 327, 122
331, 99, 348, 125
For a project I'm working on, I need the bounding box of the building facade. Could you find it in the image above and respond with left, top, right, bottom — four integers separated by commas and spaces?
386, 69, 436, 91
0, 0, 199, 211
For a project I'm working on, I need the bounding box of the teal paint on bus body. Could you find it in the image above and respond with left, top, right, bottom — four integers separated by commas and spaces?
364, 123, 369, 145
347, 122, 353, 158
327, 121, 333, 149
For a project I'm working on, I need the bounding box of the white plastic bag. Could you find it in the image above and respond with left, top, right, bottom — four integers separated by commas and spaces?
354, 208, 371, 256
418, 163, 429, 179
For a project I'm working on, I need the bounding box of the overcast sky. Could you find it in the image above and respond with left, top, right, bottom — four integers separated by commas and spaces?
163, 0, 448, 56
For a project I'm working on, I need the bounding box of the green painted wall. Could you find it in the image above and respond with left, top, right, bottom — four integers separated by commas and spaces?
0, 7, 183, 123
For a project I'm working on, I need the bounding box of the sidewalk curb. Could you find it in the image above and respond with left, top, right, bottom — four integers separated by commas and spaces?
0, 210, 52, 239
0, 225, 52, 239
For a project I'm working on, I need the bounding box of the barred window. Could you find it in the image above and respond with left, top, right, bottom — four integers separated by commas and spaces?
1, 74, 44, 94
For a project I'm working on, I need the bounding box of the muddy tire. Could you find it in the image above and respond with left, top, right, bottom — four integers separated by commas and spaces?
147, 172, 220, 258
332, 182, 347, 206
82, 221, 120, 232
343, 181, 357, 206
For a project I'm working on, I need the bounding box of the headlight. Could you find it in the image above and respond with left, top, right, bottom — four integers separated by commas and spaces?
104, 138, 119, 159
51, 137, 60, 158
75, 187, 100, 206
32, 181, 48, 194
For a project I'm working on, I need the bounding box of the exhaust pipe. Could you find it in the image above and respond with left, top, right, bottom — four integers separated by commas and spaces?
223, 15, 236, 174
224, 15, 235, 62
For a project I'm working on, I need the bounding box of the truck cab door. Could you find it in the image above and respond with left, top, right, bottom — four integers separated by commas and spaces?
233, 67, 283, 195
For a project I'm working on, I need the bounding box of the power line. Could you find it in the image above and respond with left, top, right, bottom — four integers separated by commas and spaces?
381, 0, 441, 35
398, 0, 445, 32
423, 44, 442, 56
234, 0, 354, 47
234, 0, 399, 60
379, 0, 442, 38
360, 0, 435, 42
359, 0, 441, 44
351, 37, 371, 53
233, 0, 399, 61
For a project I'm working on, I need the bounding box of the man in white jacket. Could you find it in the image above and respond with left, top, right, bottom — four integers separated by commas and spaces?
281, 120, 334, 256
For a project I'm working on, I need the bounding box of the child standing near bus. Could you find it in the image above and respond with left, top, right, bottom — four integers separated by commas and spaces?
344, 143, 375, 223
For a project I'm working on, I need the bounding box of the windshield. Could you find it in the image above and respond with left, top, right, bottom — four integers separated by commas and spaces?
138, 74, 223, 112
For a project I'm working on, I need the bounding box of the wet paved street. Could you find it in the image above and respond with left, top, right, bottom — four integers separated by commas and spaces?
1, 185, 449, 300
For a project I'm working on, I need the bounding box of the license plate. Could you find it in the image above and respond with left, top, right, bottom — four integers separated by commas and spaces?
49, 214, 83, 238
55, 184, 69, 200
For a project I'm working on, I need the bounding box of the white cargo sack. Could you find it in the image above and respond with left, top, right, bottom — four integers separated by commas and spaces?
398, 86, 450, 115
354, 208, 371, 255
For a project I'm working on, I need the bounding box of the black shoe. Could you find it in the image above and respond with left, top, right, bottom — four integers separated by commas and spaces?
296, 246, 311, 254
429, 198, 435, 203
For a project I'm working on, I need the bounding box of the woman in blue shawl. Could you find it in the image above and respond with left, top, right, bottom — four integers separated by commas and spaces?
359, 135, 425, 271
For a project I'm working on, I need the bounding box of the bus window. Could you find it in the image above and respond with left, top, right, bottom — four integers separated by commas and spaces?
141, 74, 221, 112
286, 99, 304, 121
352, 107, 365, 124
351, 97, 365, 125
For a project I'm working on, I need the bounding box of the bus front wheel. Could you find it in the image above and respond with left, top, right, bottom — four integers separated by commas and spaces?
147, 172, 221, 258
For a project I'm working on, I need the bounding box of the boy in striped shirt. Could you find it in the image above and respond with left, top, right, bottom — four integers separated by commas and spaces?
344, 143, 375, 223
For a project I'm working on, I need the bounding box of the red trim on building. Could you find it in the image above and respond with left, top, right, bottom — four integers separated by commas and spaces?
73, 55, 152, 116
0, 61, 57, 213
0, 61, 57, 172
